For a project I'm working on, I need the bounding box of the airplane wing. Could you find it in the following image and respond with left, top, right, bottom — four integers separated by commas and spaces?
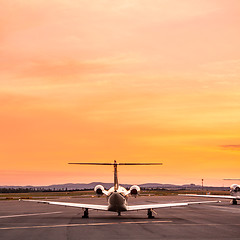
179, 194, 240, 200
22, 199, 219, 212
21, 199, 108, 211
127, 200, 220, 211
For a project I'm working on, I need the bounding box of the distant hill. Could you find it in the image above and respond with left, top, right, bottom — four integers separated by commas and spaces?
0, 182, 229, 191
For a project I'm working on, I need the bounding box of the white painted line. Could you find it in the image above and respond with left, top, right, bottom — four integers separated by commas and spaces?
2, 221, 240, 230
0, 221, 172, 230
0, 212, 62, 219
204, 205, 240, 213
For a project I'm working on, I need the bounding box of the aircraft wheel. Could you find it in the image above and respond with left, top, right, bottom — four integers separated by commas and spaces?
82, 208, 89, 218
147, 209, 155, 219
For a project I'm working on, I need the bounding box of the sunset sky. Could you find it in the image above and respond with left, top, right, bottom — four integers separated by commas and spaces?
1, 0, 240, 186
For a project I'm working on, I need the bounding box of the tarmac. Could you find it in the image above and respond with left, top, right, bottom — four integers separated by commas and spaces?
0, 195, 240, 240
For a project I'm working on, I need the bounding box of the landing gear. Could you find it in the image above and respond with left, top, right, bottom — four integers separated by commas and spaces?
231, 199, 238, 205
147, 209, 155, 219
118, 212, 121, 216
82, 208, 89, 218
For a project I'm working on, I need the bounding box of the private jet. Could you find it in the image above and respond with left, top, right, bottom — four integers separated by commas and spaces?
22, 160, 220, 218
180, 182, 240, 205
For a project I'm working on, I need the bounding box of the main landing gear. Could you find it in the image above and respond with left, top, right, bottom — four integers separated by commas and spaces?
82, 208, 89, 218
147, 209, 155, 219
231, 199, 238, 205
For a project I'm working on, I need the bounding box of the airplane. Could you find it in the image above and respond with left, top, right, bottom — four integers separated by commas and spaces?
22, 160, 220, 218
179, 183, 240, 205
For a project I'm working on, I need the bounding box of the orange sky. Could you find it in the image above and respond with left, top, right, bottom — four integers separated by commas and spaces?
1, 0, 240, 186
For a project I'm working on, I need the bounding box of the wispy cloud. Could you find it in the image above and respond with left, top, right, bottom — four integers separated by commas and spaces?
220, 145, 240, 150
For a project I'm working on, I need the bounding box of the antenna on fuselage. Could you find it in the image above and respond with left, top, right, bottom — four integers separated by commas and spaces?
68, 160, 163, 191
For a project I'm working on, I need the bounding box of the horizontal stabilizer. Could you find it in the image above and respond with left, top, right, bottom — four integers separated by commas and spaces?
223, 179, 240, 180
68, 162, 162, 165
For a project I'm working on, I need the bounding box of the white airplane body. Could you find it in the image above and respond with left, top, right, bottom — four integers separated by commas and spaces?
180, 184, 240, 205
23, 160, 220, 218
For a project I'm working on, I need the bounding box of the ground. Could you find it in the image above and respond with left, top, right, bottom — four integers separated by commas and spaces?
0, 195, 240, 240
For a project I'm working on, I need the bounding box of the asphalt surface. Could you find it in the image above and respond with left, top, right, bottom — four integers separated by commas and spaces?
0, 195, 240, 240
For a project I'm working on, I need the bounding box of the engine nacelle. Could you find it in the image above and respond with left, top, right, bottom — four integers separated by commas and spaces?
230, 184, 240, 193
130, 185, 140, 197
94, 185, 105, 197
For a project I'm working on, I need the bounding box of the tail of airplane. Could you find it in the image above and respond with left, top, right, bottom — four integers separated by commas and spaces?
68, 160, 163, 191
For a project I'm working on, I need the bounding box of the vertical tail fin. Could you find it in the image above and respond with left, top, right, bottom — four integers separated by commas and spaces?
113, 160, 118, 191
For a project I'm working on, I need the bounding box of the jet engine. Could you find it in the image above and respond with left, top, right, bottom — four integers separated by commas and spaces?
94, 185, 105, 197
130, 185, 140, 197
230, 184, 240, 193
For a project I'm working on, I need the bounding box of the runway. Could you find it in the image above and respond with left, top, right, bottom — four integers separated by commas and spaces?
0, 195, 240, 239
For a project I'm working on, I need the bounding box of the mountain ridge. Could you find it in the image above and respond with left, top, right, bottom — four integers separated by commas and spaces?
0, 182, 229, 190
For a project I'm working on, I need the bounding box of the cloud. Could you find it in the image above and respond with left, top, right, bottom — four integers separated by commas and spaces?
20, 59, 111, 78
0, 53, 135, 82
200, 59, 240, 74
220, 145, 240, 150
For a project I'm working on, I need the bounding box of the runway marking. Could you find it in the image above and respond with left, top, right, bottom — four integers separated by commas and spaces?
2, 221, 240, 230
205, 205, 240, 212
0, 212, 62, 219
0, 221, 172, 230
